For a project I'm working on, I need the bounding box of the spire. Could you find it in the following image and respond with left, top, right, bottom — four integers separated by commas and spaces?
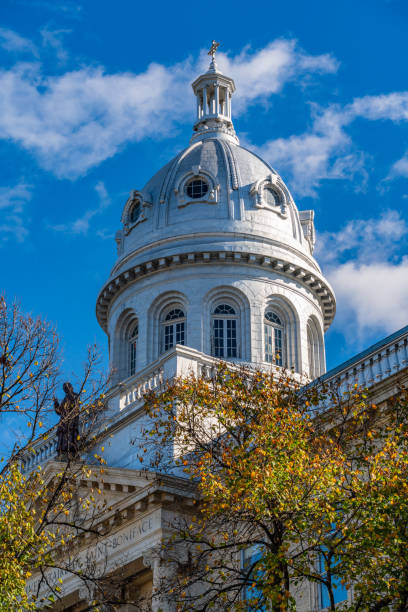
207, 40, 220, 73
190, 41, 238, 144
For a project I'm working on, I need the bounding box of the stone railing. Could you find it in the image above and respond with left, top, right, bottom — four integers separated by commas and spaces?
20, 344, 313, 473
114, 346, 231, 414
115, 346, 306, 414
21, 431, 58, 473
321, 326, 408, 392
22, 357, 172, 473
118, 366, 165, 412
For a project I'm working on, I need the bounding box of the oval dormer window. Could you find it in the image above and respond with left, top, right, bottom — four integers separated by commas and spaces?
129, 199, 141, 223
186, 178, 208, 199
264, 187, 279, 207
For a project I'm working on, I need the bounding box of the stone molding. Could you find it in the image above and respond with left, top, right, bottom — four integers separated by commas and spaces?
173, 167, 219, 208
26, 467, 195, 604
110, 231, 322, 278
96, 249, 336, 332
249, 173, 289, 217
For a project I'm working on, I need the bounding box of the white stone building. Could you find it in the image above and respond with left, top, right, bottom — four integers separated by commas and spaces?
25, 49, 408, 611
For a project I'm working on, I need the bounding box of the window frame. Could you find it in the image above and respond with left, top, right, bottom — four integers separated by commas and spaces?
121, 190, 149, 234
185, 177, 209, 200
263, 186, 280, 208
307, 317, 324, 379
249, 176, 288, 216
160, 307, 186, 354
129, 199, 141, 224
264, 310, 285, 366
175, 170, 219, 208
128, 323, 138, 377
211, 303, 239, 359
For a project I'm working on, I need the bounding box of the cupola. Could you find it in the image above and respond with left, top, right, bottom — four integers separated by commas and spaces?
191, 41, 238, 144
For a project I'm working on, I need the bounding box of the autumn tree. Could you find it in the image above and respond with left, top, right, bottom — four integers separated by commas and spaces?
0, 296, 148, 610
334, 386, 408, 612
142, 363, 408, 612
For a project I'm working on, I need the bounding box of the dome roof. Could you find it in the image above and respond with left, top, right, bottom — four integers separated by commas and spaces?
96, 50, 336, 334
111, 51, 320, 273
144, 136, 278, 202
115, 133, 314, 271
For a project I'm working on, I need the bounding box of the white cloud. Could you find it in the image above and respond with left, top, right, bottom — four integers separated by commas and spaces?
0, 60, 193, 178
316, 210, 407, 264
215, 40, 338, 112
0, 28, 38, 56
255, 106, 361, 197
50, 181, 111, 235
349, 92, 408, 122
0, 39, 338, 179
0, 183, 32, 210
0, 183, 32, 243
256, 104, 371, 197
386, 150, 408, 180
329, 259, 408, 338
2, 31, 408, 198
318, 211, 408, 340
40, 27, 71, 64
256, 90, 408, 198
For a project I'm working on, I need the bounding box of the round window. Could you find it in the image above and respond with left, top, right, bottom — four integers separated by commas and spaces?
186, 178, 208, 199
264, 187, 278, 207
129, 200, 141, 223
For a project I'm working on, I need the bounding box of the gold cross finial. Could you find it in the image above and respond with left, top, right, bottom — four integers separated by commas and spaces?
208, 40, 220, 61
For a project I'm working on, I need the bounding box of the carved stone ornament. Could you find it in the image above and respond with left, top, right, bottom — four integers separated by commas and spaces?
174, 168, 219, 208
142, 546, 161, 570
299, 210, 316, 253
115, 229, 124, 255
250, 174, 288, 217
121, 190, 151, 235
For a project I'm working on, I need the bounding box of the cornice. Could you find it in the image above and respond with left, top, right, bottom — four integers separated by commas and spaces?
111, 231, 322, 277
96, 249, 336, 332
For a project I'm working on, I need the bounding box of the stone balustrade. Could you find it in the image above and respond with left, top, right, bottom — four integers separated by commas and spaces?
118, 367, 165, 412
21, 432, 58, 473
321, 325, 408, 393
22, 330, 408, 474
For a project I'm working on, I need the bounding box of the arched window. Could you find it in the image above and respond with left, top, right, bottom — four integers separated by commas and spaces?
129, 199, 141, 223
161, 308, 185, 354
112, 310, 139, 383
212, 304, 238, 358
307, 317, 324, 379
128, 322, 138, 377
264, 311, 284, 366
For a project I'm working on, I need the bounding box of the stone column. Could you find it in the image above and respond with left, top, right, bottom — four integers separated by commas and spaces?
215, 84, 220, 115
202, 86, 207, 117
196, 89, 201, 119
143, 548, 177, 612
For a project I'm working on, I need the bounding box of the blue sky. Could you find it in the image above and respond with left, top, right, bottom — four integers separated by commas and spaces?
1, 0, 408, 385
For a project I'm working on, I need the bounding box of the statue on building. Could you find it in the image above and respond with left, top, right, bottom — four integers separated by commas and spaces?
54, 382, 80, 459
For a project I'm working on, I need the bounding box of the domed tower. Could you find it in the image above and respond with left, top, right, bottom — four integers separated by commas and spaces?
96, 45, 336, 389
